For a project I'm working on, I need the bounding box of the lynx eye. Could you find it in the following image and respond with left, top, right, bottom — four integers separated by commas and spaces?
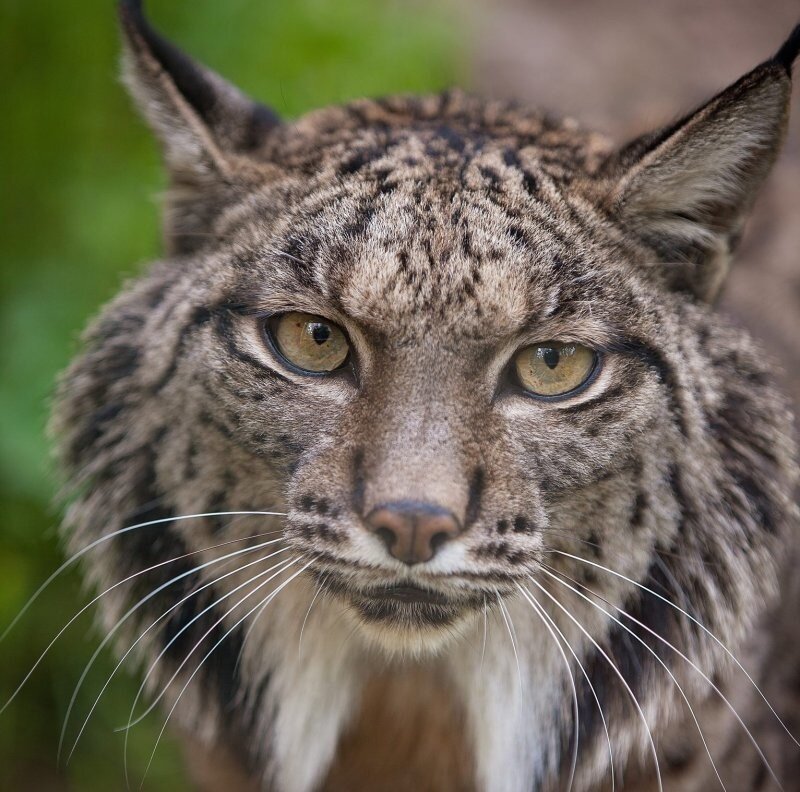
514, 342, 598, 398
268, 312, 350, 373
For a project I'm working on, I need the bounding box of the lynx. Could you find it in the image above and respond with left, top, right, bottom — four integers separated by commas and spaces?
44, 1, 800, 789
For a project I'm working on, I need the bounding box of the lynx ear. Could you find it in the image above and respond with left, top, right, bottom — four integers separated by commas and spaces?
118, 0, 280, 253
605, 24, 799, 302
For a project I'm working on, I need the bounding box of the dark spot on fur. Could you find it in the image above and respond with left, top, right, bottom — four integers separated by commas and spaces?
343, 205, 376, 239
513, 515, 529, 533
351, 448, 366, 515
630, 488, 648, 532
377, 179, 397, 196
479, 165, 502, 191
506, 224, 531, 248
493, 542, 510, 558
198, 409, 234, 440
339, 146, 384, 175
586, 531, 602, 557
613, 337, 687, 436
276, 432, 306, 459
152, 306, 214, 392
465, 467, 485, 527
751, 759, 768, 790
502, 148, 539, 194
434, 125, 466, 153
569, 557, 681, 764
663, 740, 695, 771
317, 522, 342, 543
461, 229, 475, 258
206, 491, 230, 533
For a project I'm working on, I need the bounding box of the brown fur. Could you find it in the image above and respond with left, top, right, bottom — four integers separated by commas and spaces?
51, 3, 800, 790
323, 667, 473, 791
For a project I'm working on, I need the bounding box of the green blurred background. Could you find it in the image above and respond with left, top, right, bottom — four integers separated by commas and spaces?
0, 1, 464, 787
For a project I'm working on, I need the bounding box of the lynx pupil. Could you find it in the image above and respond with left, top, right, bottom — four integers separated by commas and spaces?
542, 347, 559, 369
311, 323, 331, 345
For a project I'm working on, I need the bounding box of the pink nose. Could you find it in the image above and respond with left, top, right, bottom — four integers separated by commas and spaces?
365, 501, 463, 565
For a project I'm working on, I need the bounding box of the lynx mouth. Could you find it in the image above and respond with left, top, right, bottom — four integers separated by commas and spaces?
352, 592, 461, 627
319, 573, 485, 629
368, 583, 451, 605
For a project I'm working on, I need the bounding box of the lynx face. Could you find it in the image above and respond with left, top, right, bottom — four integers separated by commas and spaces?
228, 119, 674, 649
51, 3, 800, 790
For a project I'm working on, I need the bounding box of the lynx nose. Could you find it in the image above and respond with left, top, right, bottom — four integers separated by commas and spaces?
365, 501, 463, 565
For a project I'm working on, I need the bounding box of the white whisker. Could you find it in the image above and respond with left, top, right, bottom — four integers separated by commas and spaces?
0, 528, 283, 719
480, 594, 488, 674
57, 533, 286, 762
515, 583, 584, 792
139, 559, 312, 790
528, 574, 664, 792
1, 510, 287, 645
548, 549, 800, 750
541, 567, 726, 792
237, 560, 302, 668
496, 593, 523, 692
298, 575, 327, 661
118, 554, 295, 738
69, 552, 294, 770
119, 549, 293, 787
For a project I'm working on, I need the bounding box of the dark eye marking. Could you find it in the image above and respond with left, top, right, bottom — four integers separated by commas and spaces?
605, 336, 687, 435
465, 466, 485, 527
559, 383, 626, 416
215, 312, 293, 384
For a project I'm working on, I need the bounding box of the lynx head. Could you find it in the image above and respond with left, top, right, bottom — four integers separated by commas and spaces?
55, 0, 799, 702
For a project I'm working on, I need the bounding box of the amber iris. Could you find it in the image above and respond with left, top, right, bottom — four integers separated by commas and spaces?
514, 342, 597, 397
271, 312, 350, 373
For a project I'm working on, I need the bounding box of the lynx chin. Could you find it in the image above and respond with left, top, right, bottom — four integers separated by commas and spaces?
44, 2, 800, 790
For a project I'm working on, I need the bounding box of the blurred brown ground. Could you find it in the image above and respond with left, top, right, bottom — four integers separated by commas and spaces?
468, 0, 800, 405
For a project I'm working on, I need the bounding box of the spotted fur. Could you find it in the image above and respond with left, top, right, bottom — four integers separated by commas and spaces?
51, 3, 800, 790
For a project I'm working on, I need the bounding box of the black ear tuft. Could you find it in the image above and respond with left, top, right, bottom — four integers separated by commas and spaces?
773, 22, 800, 76
119, 0, 219, 124
118, 0, 279, 156
117, 0, 281, 253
